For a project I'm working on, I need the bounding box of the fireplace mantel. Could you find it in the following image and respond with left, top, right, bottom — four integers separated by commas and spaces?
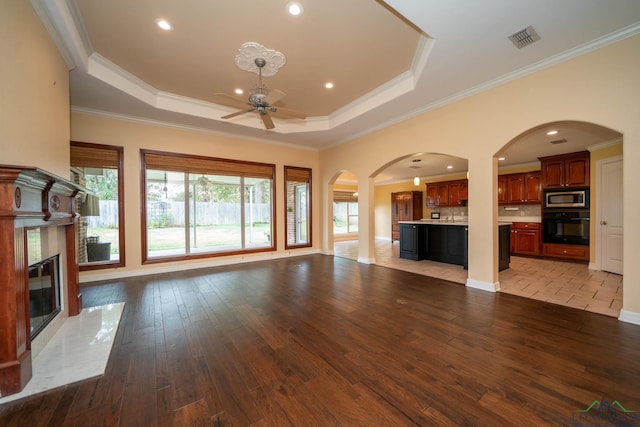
0, 165, 84, 397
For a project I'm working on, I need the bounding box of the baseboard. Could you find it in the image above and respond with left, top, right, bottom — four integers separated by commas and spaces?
466, 278, 500, 292
357, 257, 375, 264
588, 262, 599, 270
619, 309, 640, 326
80, 248, 321, 284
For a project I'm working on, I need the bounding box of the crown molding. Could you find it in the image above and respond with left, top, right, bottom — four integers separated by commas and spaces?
333, 22, 640, 147
587, 137, 623, 152
71, 107, 319, 152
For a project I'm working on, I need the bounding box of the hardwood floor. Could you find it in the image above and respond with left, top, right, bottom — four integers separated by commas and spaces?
2, 254, 639, 426
335, 239, 623, 318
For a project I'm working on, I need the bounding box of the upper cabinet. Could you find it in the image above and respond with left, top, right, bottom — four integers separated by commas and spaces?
426, 179, 467, 208
539, 151, 590, 189
498, 171, 541, 205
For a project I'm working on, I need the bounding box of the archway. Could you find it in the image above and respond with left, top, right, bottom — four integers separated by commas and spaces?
328, 152, 472, 282
495, 120, 623, 317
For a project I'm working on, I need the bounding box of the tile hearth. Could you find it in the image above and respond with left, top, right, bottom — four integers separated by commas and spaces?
0, 302, 124, 404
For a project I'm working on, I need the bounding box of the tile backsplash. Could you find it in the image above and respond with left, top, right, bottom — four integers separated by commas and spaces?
498, 204, 541, 217
426, 204, 541, 219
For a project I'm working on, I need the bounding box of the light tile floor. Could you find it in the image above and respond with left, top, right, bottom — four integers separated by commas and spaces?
334, 239, 622, 318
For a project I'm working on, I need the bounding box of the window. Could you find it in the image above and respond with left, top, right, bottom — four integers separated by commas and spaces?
71, 142, 125, 270
333, 191, 358, 234
285, 166, 311, 249
141, 150, 275, 262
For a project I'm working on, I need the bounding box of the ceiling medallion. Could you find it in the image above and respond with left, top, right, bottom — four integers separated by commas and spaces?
234, 42, 286, 77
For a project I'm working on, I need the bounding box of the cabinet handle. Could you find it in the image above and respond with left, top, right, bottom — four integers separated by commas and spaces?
563, 250, 567, 253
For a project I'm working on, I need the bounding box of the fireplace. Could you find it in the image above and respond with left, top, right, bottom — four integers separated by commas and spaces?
28, 254, 61, 339
0, 166, 84, 397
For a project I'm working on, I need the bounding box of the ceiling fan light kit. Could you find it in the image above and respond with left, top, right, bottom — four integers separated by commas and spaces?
214, 42, 307, 130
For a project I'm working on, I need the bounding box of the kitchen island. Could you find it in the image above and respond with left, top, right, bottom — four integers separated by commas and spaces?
399, 220, 511, 271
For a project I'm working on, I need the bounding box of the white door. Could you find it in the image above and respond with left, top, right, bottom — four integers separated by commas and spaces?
599, 157, 623, 274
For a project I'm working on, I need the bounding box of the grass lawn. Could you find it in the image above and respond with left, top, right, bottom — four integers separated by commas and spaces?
87, 224, 271, 252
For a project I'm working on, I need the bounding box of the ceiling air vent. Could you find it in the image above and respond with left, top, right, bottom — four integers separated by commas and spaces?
508, 26, 541, 49
550, 138, 568, 145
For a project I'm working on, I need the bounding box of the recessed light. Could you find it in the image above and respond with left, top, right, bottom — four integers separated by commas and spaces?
156, 19, 173, 31
546, 130, 558, 136
234, 88, 244, 95
324, 82, 334, 89
286, 2, 303, 16
498, 157, 506, 161
447, 165, 453, 169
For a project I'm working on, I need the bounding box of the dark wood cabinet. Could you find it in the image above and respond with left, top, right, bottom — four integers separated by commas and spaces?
449, 180, 468, 206
398, 223, 510, 271
499, 171, 541, 205
507, 175, 524, 203
499, 225, 511, 271
399, 223, 427, 260
510, 222, 541, 256
426, 225, 467, 267
497, 176, 507, 204
539, 151, 590, 189
391, 191, 423, 241
542, 242, 589, 261
426, 179, 467, 207
524, 173, 542, 203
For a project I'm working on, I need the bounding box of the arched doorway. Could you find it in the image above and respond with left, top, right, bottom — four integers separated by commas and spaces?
330, 153, 472, 284
495, 120, 623, 317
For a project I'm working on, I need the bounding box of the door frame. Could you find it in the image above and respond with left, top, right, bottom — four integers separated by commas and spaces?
592, 154, 623, 272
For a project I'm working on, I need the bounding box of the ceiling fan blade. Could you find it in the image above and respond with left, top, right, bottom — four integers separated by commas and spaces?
270, 107, 307, 120
265, 89, 286, 105
221, 108, 254, 119
212, 93, 249, 110
261, 113, 275, 130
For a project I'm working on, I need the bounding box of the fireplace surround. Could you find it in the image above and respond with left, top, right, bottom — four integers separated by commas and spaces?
0, 165, 84, 397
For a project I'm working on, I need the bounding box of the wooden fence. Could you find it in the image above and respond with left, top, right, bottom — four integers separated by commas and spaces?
87, 200, 271, 228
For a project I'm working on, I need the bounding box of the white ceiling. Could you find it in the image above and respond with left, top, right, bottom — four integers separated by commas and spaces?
33, 0, 637, 181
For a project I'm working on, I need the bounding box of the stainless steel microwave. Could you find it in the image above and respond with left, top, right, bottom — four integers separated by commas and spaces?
544, 188, 589, 209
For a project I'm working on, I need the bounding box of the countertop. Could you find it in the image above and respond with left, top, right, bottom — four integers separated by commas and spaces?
399, 216, 541, 226
399, 220, 469, 226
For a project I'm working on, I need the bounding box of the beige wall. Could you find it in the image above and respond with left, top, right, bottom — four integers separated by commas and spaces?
320, 35, 640, 315
71, 113, 319, 281
0, 2, 70, 178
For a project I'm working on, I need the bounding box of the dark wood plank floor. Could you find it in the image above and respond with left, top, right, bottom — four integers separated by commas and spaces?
2, 254, 639, 426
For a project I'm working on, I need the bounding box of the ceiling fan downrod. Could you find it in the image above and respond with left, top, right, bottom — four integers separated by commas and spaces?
250, 58, 269, 106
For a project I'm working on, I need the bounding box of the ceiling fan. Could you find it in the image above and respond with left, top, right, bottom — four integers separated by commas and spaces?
214, 58, 307, 130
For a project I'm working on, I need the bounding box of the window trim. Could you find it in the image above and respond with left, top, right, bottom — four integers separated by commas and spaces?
284, 166, 312, 249
71, 141, 126, 271
140, 149, 277, 264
